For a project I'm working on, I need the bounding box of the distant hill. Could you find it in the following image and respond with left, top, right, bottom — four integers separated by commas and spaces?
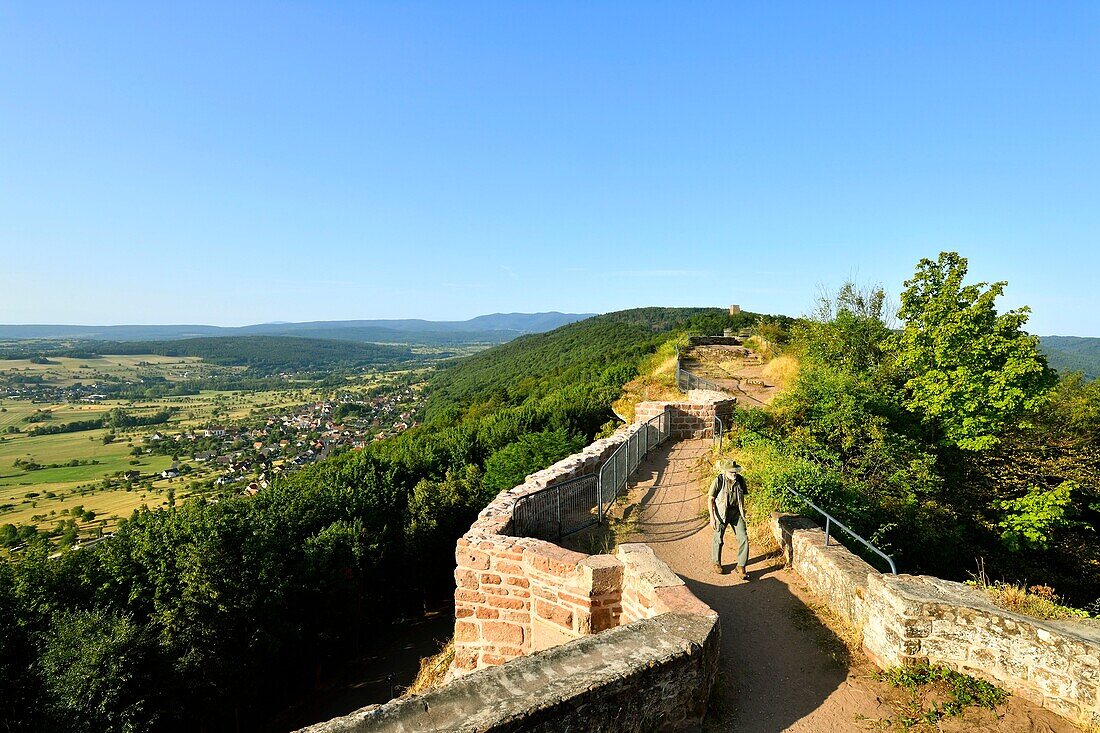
424, 306, 776, 421
0, 313, 595, 346
1040, 336, 1100, 380
61, 336, 413, 374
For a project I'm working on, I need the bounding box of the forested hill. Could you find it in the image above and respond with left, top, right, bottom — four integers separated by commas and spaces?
78, 336, 413, 373
1041, 336, 1100, 380
423, 307, 771, 421
0, 313, 594, 346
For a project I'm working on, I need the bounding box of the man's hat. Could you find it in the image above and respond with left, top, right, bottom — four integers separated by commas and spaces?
717, 459, 742, 476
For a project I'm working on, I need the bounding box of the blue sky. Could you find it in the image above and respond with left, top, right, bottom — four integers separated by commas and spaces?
1, 2, 1097, 334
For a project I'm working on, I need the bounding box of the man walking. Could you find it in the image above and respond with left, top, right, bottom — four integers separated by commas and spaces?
708, 459, 750, 579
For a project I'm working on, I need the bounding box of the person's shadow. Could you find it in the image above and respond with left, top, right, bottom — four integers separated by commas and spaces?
683, 569, 853, 732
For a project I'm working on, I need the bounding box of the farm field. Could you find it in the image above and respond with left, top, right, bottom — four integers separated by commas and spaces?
0, 390, 313, 535
1, 354, 214, 387
0, 349, 423, 544
0, 356, 327, 537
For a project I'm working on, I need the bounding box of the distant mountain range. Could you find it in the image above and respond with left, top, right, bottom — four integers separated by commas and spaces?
0, 313, 597, 346
1040, 336, 1100, 380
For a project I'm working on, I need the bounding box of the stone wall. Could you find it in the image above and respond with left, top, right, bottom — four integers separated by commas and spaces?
452, 413, 719, 676
296, 612, 719, 733
687, 335, 743, 347
635, 396, 735, 439
773, 513, 1100, 727
452, 421, 647, 674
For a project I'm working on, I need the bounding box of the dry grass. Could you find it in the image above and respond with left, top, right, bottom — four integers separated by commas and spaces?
980, 582, 1089, 621
968, 560, 1090, 621
404, 639, 454, 697
612, 352, 682, 421
760, 354, 799, 390
743, 335, 778, 361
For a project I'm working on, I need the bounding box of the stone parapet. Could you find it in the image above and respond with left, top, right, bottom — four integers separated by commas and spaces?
295, 612, 720, 733
772, 513, 1100, 728
635, 397, 735, 439
453, 416, 718, 677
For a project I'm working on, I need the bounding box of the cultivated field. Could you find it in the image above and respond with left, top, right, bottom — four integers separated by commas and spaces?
0, 355, 324, 537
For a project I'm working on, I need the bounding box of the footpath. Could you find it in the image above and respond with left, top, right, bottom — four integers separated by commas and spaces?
624, 438, 1077, 733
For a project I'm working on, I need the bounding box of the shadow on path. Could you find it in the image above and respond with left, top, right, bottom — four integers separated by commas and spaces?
626, 438, 885, 732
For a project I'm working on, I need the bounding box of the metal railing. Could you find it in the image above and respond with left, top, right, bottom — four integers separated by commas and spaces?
511, 410, 671, 541
598, 410, 670, 520
513, 473, 600, 540
783, 486, 898, 574
713, 414, 723, 451
675, 346, 727, 393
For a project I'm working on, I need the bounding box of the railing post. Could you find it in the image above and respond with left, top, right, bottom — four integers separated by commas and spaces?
824, 516, 831, 547
555, 488, 562, 541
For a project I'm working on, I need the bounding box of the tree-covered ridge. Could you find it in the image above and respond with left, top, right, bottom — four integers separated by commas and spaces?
424, 307, 773, 421
1041, 336, 1100, 380
57, 336, 414, 374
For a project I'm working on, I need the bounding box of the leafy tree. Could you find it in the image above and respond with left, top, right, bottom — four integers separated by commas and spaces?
997, 481, 1082, 552
795, 281, 893, 376
888, 252, 1055, 450
40, 609, 161, 733
482, 429, 586, 497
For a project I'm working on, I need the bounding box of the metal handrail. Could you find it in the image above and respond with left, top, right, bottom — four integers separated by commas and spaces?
513, 472, 599, 540
598, 410, 669, 519
783, 486, 898, 574
675, 346, 728, 393
713, 414, 723, 450
513, 410, 671, 542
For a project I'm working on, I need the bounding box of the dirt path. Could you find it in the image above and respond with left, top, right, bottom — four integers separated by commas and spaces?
624, 439, 1079, 733
679, 345, 777, 407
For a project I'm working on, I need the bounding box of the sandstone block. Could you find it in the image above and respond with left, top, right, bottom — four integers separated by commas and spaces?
535, 599, 574, 629
482, 621, 524, 647
455, 620, 479, 643
456, 548, 490, 571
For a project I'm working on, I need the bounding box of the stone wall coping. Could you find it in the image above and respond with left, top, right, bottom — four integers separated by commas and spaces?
618, 543, 690, 595
874, 573, 1100, 646
297, 613, 719, 733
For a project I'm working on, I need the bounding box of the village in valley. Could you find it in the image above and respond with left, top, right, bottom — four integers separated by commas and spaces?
142, 387, 422, 496
0, 351, 427, 549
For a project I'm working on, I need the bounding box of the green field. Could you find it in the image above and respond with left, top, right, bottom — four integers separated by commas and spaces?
0, 354, 329, 537
1, 354, 214, 387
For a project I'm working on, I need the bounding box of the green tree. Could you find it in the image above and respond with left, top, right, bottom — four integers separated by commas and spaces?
482, 429, 586, 497
888, 252, 1054, 450
40, 609, 161, 733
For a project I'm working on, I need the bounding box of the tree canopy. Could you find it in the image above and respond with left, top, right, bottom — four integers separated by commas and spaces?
888, 252, 1054, 451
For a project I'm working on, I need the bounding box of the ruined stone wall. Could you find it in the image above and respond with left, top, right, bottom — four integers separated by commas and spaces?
773, 513, 1100, 728
296, 612, 719, 733
635, 397, 734, 439
452, 412, 721, 677
453, 423, 643, 674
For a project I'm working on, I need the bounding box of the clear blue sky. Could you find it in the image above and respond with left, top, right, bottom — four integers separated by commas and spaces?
2, 2, 1097, 335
